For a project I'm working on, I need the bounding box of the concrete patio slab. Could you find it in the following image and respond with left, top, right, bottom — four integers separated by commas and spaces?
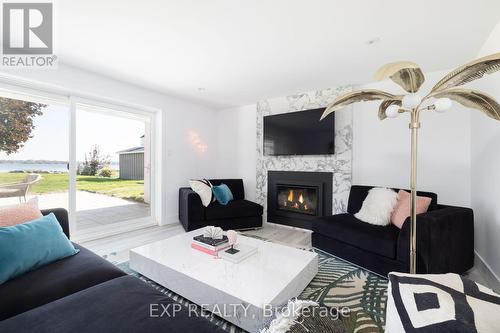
0, 191, 151, 237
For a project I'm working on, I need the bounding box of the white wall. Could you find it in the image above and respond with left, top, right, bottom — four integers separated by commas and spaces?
471, 20, 500, 279
214, 104, 257, 201
0, 64, 218, 225
352, 71, 472, 207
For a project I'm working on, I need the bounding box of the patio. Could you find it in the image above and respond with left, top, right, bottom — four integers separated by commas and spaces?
0, 191, 151, 240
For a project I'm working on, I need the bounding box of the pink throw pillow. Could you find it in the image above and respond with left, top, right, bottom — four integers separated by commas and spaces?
391, 190, 432, 228
0, 198, 43, 228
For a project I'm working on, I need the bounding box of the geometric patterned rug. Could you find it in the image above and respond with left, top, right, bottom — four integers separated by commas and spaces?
117, 248, 387, 333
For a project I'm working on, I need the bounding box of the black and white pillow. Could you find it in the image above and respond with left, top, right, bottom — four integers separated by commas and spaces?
189, 179, 214, 207
386, 272, 500, 332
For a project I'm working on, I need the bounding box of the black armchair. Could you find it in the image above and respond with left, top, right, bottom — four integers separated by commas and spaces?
41, 208, 70, 238
179, 179, 263, 231
312, 185, 474, 276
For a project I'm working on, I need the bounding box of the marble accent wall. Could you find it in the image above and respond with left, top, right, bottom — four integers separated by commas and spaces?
256, 86, 353, 219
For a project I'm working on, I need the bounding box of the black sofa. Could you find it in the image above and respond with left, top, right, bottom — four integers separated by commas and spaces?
179, 179, 263, 231
312, 185, 474, 277
0, 209, 223, 333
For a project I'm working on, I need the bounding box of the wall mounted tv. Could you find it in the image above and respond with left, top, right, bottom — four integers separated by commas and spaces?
263, 108, 334, 156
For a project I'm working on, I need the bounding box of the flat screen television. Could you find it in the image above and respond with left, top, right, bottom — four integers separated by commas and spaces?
263, 108, 334, 156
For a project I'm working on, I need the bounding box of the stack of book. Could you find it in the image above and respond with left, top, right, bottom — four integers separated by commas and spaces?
191, 234, 230, 256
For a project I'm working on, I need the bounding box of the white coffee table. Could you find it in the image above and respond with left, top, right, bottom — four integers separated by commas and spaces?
130, 229, 318, 333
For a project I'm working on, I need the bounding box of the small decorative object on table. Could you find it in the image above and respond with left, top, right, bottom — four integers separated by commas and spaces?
191, 226, 230, 256
219, 243, 257, 263
203, 226, 224, 240
225, 230, 239, 254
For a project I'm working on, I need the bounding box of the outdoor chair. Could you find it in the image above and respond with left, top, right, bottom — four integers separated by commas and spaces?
0, 174, 42, 202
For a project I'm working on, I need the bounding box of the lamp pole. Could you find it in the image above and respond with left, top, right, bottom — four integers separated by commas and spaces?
409, 109, 421, 274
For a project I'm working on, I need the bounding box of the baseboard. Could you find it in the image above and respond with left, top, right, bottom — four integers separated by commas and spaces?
161, 214, 180, 226
474, 250, 500, 283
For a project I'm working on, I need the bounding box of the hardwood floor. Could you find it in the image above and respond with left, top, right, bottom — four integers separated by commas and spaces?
464, 254, 500, 293
80, 224, 184, 263
82, 222, 500, 293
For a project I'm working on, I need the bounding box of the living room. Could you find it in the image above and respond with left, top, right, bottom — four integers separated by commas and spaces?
1, 1, 499, 332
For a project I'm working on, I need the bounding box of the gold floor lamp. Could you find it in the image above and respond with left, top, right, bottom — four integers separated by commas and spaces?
320, 53, 500, 274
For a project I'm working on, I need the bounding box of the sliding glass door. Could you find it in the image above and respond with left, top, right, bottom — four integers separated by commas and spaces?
0, 83, 157, 240
72, 101, 155, 241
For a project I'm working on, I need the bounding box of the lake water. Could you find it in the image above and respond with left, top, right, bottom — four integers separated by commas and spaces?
0, 162, 119, 173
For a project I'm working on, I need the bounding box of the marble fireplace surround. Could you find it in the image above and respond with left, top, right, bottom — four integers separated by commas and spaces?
256, 86, 353, 222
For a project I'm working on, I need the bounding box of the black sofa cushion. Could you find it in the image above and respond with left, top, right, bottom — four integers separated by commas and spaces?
205, 199, 263, 221
0, 243, 125, 321
0, 275, 223, 333
347, 185, 438, 215
209, 179, 245, 200
312, 232, 408, 277
313, 214, 400, 259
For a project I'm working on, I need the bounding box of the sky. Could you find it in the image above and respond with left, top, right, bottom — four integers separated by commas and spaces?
0, 103, 145, 162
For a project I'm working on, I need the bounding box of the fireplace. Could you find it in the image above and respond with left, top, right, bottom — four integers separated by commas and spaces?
267, 171, 332, 230
277, 185, 318, 215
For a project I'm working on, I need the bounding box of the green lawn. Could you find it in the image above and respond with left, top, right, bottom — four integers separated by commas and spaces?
0, 173, 145, 202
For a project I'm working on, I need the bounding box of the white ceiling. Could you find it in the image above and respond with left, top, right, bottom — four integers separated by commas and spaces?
57, 0, 500, 109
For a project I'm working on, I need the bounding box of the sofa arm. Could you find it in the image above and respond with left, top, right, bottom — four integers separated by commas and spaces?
397, 205, 474, 274
179, 188, 205, 231
41, 208, 70, 239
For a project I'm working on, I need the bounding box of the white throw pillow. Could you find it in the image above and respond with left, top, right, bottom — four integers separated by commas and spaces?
189, 179, 213, 207
355, 187, 398, 226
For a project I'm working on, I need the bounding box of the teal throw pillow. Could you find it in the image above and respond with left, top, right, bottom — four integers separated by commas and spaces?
0, 213, 79, 284
212, 184, 234, 205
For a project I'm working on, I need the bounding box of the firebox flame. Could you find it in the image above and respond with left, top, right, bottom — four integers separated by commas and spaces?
282, 189, 313, 213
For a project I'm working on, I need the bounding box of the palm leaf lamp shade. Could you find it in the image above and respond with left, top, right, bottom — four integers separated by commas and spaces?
321, 53, 500, 274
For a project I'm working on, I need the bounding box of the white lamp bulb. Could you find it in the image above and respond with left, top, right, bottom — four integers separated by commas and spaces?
385, 105, 400, 118
434, 97, 452, 113
402, 93, 422, 109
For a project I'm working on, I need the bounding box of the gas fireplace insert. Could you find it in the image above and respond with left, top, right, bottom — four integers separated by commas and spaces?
267, 171, 333, 230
